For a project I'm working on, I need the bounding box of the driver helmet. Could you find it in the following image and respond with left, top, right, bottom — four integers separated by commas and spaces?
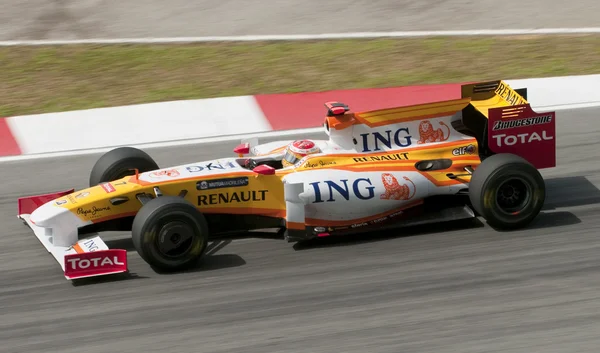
281, 140, 321, 167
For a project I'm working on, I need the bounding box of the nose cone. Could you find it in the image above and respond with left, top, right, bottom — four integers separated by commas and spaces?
30, 201, 88, 228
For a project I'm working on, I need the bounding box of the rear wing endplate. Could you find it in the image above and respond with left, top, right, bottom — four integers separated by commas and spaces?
462, 80, 556, 169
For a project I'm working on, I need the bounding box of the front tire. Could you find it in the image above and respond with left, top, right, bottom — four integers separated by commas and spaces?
89, 147, 159, 187
469, 153, 545, 230
131, 196, 209, 272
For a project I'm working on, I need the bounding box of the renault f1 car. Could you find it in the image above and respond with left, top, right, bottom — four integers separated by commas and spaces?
17, 80, 556, 281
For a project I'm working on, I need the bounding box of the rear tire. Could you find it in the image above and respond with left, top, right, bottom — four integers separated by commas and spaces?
131, 196, 209, 272
469, 153, 545, 230
89, 147, 159, 187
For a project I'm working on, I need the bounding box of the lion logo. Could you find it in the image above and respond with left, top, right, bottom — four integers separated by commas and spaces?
380, 173, 416, 200
150, 169, 180, 178
417, 120, 450, 144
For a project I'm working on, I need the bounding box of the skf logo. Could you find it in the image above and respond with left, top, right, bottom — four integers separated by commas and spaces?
452, 144, 475, 156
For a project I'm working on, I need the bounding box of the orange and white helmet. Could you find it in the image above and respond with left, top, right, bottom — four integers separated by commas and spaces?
281, 140, 321, 167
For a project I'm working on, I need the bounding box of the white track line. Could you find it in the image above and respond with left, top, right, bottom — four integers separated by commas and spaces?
2, 28, 600, 46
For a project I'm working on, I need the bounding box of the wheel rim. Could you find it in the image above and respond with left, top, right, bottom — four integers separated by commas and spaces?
495, 177, 532, 215
114, 169, 137, 180
116, 171, 133, 179
155, 218, 196, 258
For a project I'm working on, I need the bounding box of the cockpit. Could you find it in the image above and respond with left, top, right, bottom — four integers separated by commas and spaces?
236, 139, 323, 171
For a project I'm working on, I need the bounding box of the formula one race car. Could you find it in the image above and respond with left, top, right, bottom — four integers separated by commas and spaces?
17, 80, 556, 281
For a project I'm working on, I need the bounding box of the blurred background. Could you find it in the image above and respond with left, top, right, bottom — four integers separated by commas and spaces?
2, 0, 600, 116
1, 2, 600, 353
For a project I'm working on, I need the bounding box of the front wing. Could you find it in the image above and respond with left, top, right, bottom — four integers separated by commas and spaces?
17, 190, 128, 281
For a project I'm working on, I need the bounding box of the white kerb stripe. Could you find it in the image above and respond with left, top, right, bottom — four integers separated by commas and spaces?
506, 75, 600, 110
6, 95, 271, 155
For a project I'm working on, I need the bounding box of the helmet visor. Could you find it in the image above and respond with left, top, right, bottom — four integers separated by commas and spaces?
283, 149, 303, 166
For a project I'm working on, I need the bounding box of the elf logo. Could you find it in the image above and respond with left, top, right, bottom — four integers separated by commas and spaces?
452, 144, 475, 156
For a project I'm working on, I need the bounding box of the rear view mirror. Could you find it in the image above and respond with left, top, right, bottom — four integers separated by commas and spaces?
252, 165, 276, 175
234, 143, 250, 156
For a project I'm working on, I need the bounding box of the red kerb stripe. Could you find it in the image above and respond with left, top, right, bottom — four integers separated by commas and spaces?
0, 118, 21, 156
254, 83, 462, 131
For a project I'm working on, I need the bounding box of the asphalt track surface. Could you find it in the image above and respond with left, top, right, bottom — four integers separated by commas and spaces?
2, 0, 600, 40
1, 106, 599, 352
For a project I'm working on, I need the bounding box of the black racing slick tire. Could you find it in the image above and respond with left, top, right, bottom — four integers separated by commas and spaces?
131, 196, 209, 272
89, 147, 159, 187
469, 153, 546, 230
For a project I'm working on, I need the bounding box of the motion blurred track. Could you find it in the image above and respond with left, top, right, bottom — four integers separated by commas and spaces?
2, 0, 600, 40
1, 106, 600, 352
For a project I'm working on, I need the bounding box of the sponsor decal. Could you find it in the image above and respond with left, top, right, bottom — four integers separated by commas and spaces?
389, 210, 404, 218
351, 222, 368, 228
417, 120, 450, 144
197, 177, 249, 190
187, 162, 237, 173
82, 239, 100, 252
372, 216, 388, 224
495, 82, 527, 106
452, 144, 476, 156
492, 131, 553, 146
330, 210, 406, 232
77, 206, 111, 218
291, 140, 318, 152
294, 157, 308, 167
55, 199, 67, 206
150, 169, 180, 178
197, 190, 268, 206
492, 115, 552, 131
359, 127, 413, 152
353, 152, 409, 163
66, 256, 125, 269
380, 174, 415, 201
114, 181, 127, 186
303, 160, 337, 168
101, 183, 115, 193
75, 192, 90, 198
309, 178, 375, 203
356, 211, 404, 228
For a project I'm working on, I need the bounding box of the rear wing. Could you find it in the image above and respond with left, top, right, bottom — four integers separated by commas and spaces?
461, 80, 556, 169
461, 80, 528, 118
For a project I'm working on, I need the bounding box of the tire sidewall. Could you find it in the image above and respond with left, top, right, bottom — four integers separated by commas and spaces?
89, 147, 159, 186
132, 197, 209, 271
478, 165, 545, 227
470, 154, 546, 229
99, 158, 155, 183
